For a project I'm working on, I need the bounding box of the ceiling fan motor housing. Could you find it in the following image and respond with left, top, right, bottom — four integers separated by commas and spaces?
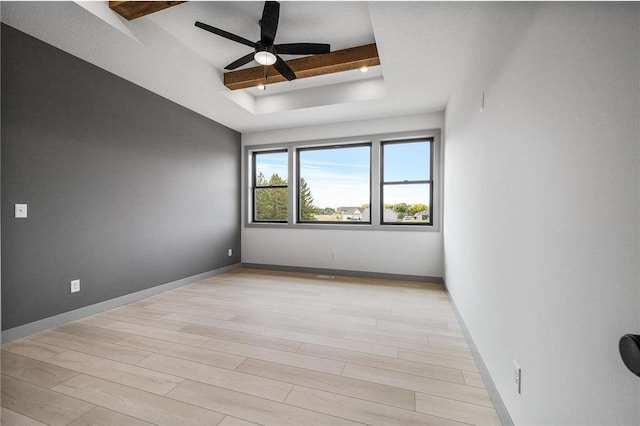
255, 41, 276, 53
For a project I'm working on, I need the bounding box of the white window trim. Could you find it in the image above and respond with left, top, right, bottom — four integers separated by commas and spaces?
244, 129, 441, 232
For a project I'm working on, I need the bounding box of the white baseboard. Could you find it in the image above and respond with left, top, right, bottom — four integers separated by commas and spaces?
242, 263, 443, 284
444, 282, 514, 426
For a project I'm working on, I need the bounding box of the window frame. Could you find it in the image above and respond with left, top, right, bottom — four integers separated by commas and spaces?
251, 149, 289, 223
380, 138, 434, 226
296, 142, 372, 225
244, 129, 441, 232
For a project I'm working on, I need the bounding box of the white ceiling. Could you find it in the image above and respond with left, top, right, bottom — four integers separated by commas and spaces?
1, 1, 478, 133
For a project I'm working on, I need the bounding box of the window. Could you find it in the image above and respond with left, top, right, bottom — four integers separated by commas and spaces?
246, 129, 439, 230
252, 150, 288, 222
297, 144, 371, 223
381, 139, 433, 225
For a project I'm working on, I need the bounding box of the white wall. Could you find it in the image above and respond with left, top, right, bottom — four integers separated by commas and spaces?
242, 113, 444, 278
444, 3, 639, 425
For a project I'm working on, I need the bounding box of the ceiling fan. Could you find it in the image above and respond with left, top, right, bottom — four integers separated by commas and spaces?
195, 1, 330, 81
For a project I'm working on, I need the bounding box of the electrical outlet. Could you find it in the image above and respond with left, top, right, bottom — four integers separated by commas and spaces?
513, 360, 521, 394
228, 248, 233, 257
70, 279, 80, 293
330, 252, 336, 260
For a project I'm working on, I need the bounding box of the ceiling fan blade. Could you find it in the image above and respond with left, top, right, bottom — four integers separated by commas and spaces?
260, 1, 280, 45
273, 56, 296, 81
225, 52, 256, 70
275, 43, 330, 55
195, 21, 256, 48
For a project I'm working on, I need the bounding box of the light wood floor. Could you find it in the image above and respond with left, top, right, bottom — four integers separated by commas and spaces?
1, 268, 500, 426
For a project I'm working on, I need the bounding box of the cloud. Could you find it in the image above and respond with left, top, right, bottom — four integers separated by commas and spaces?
301, 167, 369, 207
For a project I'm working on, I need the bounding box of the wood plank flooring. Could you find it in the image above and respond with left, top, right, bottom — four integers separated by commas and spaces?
1, 268, 500, 426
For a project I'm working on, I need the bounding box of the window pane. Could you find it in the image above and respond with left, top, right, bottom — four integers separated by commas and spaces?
299, 145, 370, 222
255, 151, 287, 186
255, 187, 288, 221
383, 141, 430, 182
382, 183, 431, 223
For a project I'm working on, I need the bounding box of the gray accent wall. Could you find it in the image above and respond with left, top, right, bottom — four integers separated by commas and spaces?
1, 24, 241, 330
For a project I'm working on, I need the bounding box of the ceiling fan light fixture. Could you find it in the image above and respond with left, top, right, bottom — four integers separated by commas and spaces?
255, 50, 277, 66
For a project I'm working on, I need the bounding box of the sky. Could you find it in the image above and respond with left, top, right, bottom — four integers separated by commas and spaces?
255, 141, 430, 209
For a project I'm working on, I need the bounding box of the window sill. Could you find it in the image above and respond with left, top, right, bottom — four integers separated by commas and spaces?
244, 222, 440, 232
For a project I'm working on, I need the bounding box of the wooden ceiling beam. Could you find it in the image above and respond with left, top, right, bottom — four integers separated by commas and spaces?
109, 1, 186, 21
224, 43, 380, 91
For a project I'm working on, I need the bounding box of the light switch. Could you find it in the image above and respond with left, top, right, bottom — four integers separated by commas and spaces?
15, 204, 27, 218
